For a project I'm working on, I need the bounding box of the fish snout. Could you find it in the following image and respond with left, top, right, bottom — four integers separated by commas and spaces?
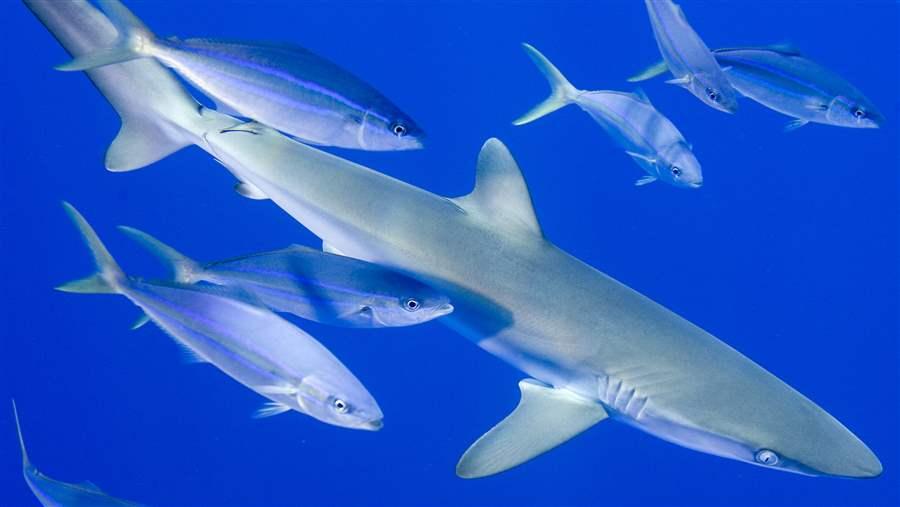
435, 303, 455, 317
361, 418, 384, 431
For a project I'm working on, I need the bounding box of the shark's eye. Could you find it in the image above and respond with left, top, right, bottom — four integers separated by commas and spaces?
404, 298, 420, 312
853, 107, 866, 119
755, 449, 779, 466
671, 166, 682, 177
392, 123, 408, 137
705, 88, 719, 102
332, 399, 349, 414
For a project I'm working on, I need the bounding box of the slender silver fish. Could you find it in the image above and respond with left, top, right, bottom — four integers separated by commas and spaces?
28, 0, 881, 481
644, 0, 738, 113
118, 226, 453, 328
57, 0, 424, 151
12, 400, 143, 507
57, 203, 383, 430
629, 45, 884, 130
515, 44, 702, 188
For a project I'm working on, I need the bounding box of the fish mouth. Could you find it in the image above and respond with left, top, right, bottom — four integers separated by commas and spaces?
361, 418, 384, 431
435, 303, 455, 317
688, 181, 703, 189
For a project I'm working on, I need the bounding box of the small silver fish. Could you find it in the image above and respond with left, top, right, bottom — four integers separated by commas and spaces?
118, 226, 454, 328
58, 202, 383, 430
644, 0, 738, 113
514, 43, 702, 189
12, 400, 143, 507
630, 45, 884, 130
57, 0, 424, 150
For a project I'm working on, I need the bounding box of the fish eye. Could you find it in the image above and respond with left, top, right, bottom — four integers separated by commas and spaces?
404, 298, 420, 312
391, 123, 408, 137
671, 166, 682, 177
755, 449, 779, 466
705, 88, 719, 102
332, 398, 349, 414
853, 107, 866, 119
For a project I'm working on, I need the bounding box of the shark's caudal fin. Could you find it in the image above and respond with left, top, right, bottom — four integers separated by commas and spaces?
56, 202, 126, 295
513, 43, 581, 126
25, 0, 201, 172
11, 400, 30, 467
455, 139, 542, 237
55, 0, 156, 72
118, 226, 201, 284
456, 380, 608, 478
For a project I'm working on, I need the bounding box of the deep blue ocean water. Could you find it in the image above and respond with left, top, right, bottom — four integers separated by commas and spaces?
2, 1, 899, 506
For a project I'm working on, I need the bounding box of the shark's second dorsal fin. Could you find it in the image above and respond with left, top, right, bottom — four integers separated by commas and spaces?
455, 139, 542, 237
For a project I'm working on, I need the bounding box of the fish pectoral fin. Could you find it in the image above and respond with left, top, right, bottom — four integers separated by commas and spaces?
456, 379, 608, 479
784, 119, 809, 132
625, 151, 657, 165
253, 401, 292, 419
254, 385, 299, 396
234, 181, 268, 200
664, 75, 692, 87
627, 60, 668, 82
804, 102, 828, 112
130, 313, 151, 331
635, 175, 658, 187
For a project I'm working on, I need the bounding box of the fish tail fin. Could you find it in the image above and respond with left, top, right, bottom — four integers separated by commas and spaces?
11, 400, 30, 467
56, 202, 126, 295
513, 43, 581, 126
55, 0, 156, 71
627, 60, 669, 82
118, 226, 201, 284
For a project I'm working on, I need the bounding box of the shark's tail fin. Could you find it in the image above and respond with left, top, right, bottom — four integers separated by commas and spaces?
25, 0, 201, 171
55, 0, 156, 72
56, 202, 126, 295
11, 400, 30, 467
118, 226, 201, 284
513, 43, 581, 126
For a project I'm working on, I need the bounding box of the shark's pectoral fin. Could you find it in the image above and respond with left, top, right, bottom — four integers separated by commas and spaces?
456, 379, 608, 479
453, 139, 543, 237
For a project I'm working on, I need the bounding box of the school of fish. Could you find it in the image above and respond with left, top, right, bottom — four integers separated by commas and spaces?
13, 0, 886, 504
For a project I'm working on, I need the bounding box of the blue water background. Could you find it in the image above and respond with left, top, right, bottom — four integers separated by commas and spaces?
1, 1, 898, 505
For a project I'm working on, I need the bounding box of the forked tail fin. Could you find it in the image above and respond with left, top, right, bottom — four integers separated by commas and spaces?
55, 0, 156, 72
11, 400, 30, 467
118, 226, 201, 284
56, 202, 126, 295
25, 0, 202, 171
513, 43, 581, 126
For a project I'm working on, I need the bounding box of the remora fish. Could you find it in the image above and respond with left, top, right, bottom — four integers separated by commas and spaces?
28, 0, 881, 480
644, 0, 738, 113
118, 226, 454, 328
56, 0, 424, 152
57, 203, 383, 430
629, 45, 884, 130
514, 43, 702, 188
11, 400, 143, 507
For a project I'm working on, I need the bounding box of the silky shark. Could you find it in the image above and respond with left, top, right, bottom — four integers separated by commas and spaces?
26, 0, 882, 480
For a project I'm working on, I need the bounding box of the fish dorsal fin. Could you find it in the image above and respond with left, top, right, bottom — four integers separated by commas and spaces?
632, 88, 653, 105
454, 139, 542, 237
456, 379, 608, 478
79, 480, 103, 492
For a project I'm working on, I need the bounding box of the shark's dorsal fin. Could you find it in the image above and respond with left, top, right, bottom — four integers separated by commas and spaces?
455, 139, 542, 237
456, 379, 608, 478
